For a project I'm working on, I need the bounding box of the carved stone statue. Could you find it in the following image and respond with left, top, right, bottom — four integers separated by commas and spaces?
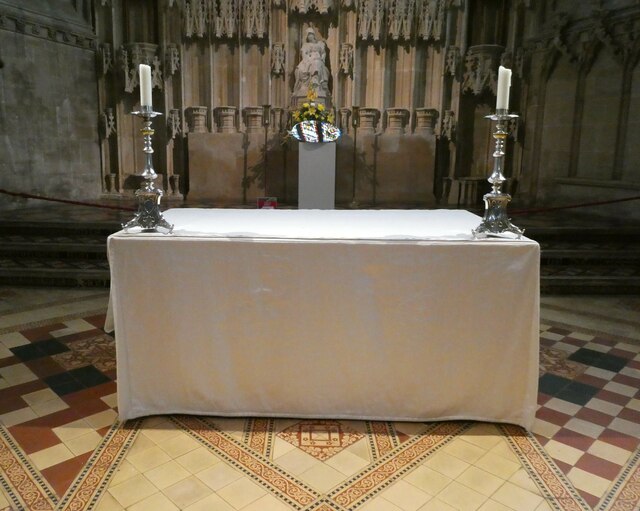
292, 28, 331, 105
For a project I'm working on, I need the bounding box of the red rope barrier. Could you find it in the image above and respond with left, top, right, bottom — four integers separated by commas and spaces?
0, 189, 136, 212
510, 195, 640, 216
1, 188, 638, 216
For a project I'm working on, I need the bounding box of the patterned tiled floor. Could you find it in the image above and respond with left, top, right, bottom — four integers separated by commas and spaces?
534, 324, 640, 507
0, 287, 638, 510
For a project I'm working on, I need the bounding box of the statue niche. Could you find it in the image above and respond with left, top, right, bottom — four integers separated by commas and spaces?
292, 27, 332, 107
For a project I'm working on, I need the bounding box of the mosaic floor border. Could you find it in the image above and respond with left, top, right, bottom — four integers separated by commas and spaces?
0, 416, 638, 510
500, 424, 589, 511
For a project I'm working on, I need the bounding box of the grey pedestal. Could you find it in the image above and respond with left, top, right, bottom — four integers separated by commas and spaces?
298, 142, 336, 209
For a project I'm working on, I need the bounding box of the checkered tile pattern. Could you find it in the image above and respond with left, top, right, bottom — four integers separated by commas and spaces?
0, 305, 639, 509
534, 323, 640, 508
0, 313, 117, 497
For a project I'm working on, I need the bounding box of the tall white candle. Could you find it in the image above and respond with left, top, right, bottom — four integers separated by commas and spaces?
139, 64, 152, 108
496, 65, 512, 111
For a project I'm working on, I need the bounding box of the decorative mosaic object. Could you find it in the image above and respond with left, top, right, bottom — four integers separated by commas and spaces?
539, 345, 587, 378
290, 120, 341, 143
277, 420, 364, 461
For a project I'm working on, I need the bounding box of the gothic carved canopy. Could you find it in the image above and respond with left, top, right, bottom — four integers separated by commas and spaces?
357, 0, 446, 43
289, 0, 335, 14
178, 0, 450, 44
182, 0, 268, 40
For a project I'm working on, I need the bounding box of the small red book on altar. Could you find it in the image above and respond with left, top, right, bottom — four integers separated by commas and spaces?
257, 197, 278, 209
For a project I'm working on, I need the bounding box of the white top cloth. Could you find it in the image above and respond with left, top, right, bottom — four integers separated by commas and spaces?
119, 208, 520, 241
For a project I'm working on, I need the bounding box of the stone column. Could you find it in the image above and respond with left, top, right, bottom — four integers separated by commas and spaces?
243, 106, 264, 133
272, 108, 285, 132
106, 173, 118, 193
187, 106, 209, 133
170, 175, 181, 196
359, 108, 380, 134
385, 108, 410, 134
415, 108, 439, 135
215, 106, 238, 133
339, 108, 352, 134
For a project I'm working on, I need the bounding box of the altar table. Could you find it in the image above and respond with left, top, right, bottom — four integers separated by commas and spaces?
107, 209, 540, 429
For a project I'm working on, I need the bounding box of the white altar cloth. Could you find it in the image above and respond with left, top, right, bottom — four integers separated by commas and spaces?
107, 209, 539, 428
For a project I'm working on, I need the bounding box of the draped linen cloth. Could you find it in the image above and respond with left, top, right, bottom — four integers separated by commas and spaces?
107, 209, 539, 429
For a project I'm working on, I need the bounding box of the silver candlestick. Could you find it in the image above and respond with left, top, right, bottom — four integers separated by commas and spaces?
350, 106, 360, 209
123, 105, 173, 233
472, 109, 523, 239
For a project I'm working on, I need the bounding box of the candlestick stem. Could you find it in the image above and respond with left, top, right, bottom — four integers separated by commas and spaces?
350, 124, 359, 208
350, 107, 360, 208
123, 106, 173, 233
472, 110, 523, 239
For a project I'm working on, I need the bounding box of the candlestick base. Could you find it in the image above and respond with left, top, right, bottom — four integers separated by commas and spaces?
122, 185, 173, 234
472, 192, 523, 239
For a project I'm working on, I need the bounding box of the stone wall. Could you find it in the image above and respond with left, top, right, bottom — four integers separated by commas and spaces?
187, 128, 436, 206
1, 1, 639, 217
93, 0, 449, 206
0, 0, 101, 209
519, 1, 640, 219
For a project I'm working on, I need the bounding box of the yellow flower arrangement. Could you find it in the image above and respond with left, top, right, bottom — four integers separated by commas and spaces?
291, 86, 334, 124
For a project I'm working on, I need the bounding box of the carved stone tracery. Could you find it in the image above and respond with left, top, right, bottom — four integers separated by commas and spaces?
101, 109, 116, 139
289, 0, 335, 14
271, 43, 286, 76
183, 0, 242, 40
440, 110, 456, 141
99, 43, 113, 75
168, 109, 182, 139
164, 44, 180, 76
152, 56, 163, 89
462, 45, 503, 96
242, 0, 268, 39
445, 46, 460, 76
216, 0, 239, 39
184, 0, 211, 38
357, 0, 385, 41
121, 43, 161, 94
388, 0, 415, 41
417, 0, 445, 42
339, 43, 354, 75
